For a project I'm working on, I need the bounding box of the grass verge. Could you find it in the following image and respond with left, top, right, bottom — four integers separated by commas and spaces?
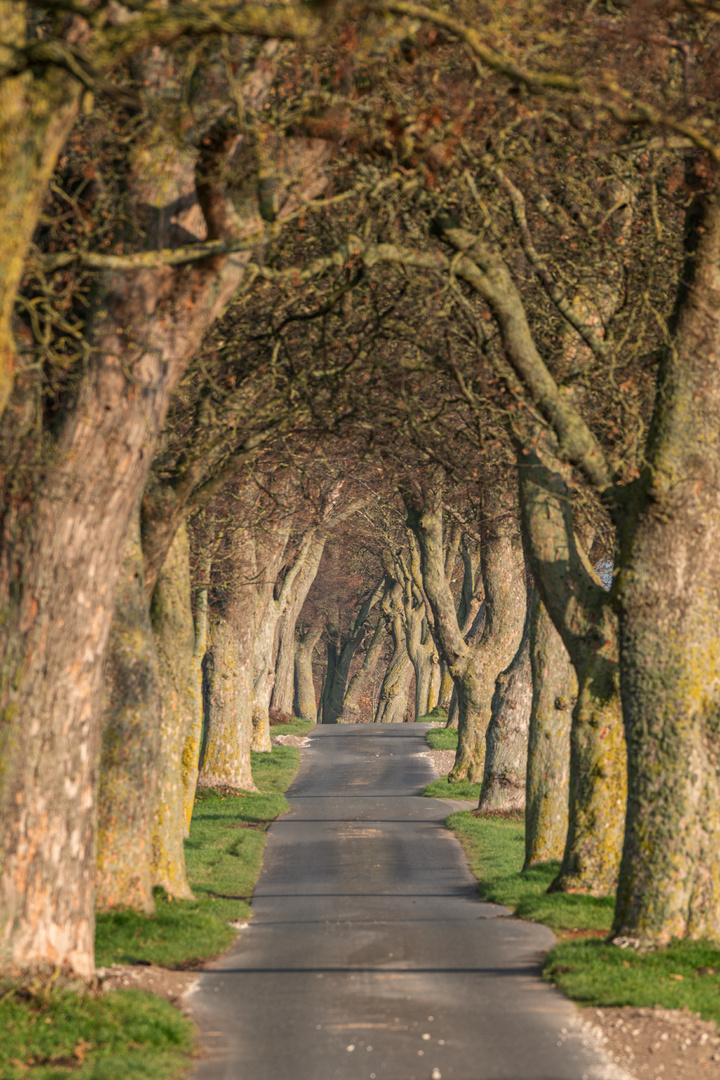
0, 985, 194, 1080
269, 717, 315, 737
443, 810, 720, 1027
421, 726, 483, 800
0, 733, 310, 1079
425, 726, 457, 750
96, 744, 302, 967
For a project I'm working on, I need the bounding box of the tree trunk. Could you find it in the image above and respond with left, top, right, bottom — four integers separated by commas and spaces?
150, 524, 195, 900
375, 650, 414, 723
520, 451, 626, 896
427, 659, 441, 714
96, 508, 160, 914
198, 534, 257, 793
445, 686, 459, 729
613, 193, 720, 947
294, 623, 322, 722
478, 595, 533, 813
438, 664, 454, 711
340, 615, 386, 723
524, 591, 576, 869
271, 537, 326, 717
182, 567, 209, 836
451, 494, 526, 783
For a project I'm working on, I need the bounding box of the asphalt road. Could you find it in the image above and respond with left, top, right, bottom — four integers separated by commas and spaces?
190, 724, 627, 1080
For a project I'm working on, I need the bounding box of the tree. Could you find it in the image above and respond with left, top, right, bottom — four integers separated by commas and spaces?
404, 473, 526, 781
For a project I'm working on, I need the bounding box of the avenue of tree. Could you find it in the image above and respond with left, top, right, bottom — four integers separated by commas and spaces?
1, 0, 720, 980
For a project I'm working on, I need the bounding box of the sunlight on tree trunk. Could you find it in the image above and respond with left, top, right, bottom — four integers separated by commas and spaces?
478, 600, 533, 813
150, 526, 195, 900
96, 509, 159, 914
524, 592, 576, 869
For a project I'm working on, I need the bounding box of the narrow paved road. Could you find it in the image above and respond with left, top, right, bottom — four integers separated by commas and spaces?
191, 725, 625, 1080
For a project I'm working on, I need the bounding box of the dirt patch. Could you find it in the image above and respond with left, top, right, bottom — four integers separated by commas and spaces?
583, 1005, 720, 1078
97, 964, 199, 1008
271, 734, 310, 748
425, 748, 456, 775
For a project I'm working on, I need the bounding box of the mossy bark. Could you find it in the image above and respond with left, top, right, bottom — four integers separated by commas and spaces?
150, 525, 195, 900
478, 597, 533, 813
96, 509, 159, 914
524, 591, 576, 869
198, 533, 257, 793
613, 193, 720, 947
520, 451, 626, 896
182, 567, 209, 836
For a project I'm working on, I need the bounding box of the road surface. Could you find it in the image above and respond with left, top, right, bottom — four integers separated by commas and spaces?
190, 724, 627, 1080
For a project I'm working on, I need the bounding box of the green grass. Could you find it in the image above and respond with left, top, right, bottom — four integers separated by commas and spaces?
421, 726, 482, 799
422, 776, 483, 800
447, 812, 612, 930
96, 746, 301, 968
545, 939, 720, 1026
425, 727, 458, 751
269, 717, 315, 737
0, 985, 194, 1080
445, 809, 720, 1026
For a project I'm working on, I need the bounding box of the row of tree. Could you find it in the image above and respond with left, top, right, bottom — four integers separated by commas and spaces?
1, 0, 719, 981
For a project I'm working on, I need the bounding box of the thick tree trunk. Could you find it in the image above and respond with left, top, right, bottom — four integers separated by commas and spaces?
96, 509, 160, 914
524, 591, 576, 869
613, 194, 720, 947
198, 532, 257, 793
478, 597, 533, 813
374, 651, 414, 723
520, 452, 626, 896
294, 623, 322, 722
150, 526, 195, 900
198, 616, 257, 793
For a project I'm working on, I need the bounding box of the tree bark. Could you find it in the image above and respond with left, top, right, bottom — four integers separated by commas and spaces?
96, 508, 160, 914
197, 534, 257, 794
524, 591, 576, 869
405, 478, 526, 782
478, 594, 533, 813
150, 524, 195, 900
520, 450, 626, 896
270, 537, 326, 717
374, 651, 414, 723
613, 193, 720, 946
182, 565, 209, 836
294, 622, 323, 722
340, 615, 386, 723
